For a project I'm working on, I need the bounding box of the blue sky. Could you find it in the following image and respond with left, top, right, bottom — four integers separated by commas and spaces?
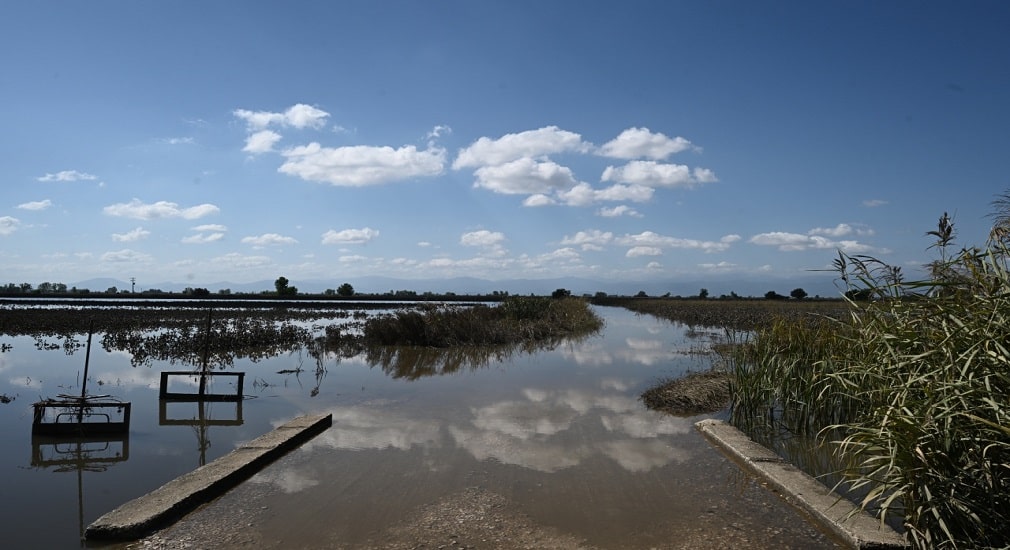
2, 1, 1008, 293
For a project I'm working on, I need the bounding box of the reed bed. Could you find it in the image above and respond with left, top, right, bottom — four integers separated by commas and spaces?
359, 296, 603, 347
730, 227, 1010, 548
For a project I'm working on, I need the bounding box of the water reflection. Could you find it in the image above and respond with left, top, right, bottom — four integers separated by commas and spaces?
30, 434, 130, 545
0, 304, 745, 549
295, 382, 695, 480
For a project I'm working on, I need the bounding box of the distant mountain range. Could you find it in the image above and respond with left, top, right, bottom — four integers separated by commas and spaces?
71, 273, 845, 299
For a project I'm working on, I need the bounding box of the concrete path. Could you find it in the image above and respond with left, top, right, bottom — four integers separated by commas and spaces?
85, 413, 332, 541
696, 419, 907, 549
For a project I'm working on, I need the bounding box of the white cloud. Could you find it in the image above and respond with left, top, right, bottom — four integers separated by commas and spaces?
17, 199, 52, 211
103, 199, 220, 220
243, 130, 283, 154
561, 230, 613, 250
111, 227, 150, 242
461, 229, 506, 249
749, 231, 880, 253
241, 233, 299, 246
522, 194, 555, 207
0, 216, 20, 236
181, 232, 224, 244
37, 170, 97, 182
601, 161, 717, 188
472, 158, 578, 195
808, 223, 874, 237
698, 261, 737, 271
101, 249, 153, 263
233, 103, 330, 130
279, 142, 446, 186
453, 126, 591, 169
863, 199, 888, 207
321, 227, 379, 245
192, 224, 228, 232
556, 182, 654, 207
626, 246, 662, 257
427, 125, 452, 140
593, 183, 655, 202
618, 231, 737, 253
597, 205, 642, 218
597, 127, 696, 160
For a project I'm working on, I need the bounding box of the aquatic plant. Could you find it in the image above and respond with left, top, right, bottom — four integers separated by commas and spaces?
359, 297, 603, 347
730, 210, 1010, 549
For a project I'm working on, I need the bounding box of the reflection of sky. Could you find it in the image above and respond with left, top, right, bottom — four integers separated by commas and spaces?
1, 304, 719, 547
284, 380, 694, 483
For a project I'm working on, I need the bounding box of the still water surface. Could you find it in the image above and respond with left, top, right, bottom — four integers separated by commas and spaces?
0, 305, 836, 549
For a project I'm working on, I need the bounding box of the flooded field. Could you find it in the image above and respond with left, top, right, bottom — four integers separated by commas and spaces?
0, 302, 840, 549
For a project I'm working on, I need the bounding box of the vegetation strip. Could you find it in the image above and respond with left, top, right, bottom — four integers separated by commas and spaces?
696, 419, 907, 550
85, 413, 332, 541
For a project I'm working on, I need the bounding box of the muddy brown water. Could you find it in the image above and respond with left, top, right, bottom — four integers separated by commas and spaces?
0, 304, 843, 549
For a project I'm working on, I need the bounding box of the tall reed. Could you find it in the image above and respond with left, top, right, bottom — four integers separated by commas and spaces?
731, 216, 1010, 549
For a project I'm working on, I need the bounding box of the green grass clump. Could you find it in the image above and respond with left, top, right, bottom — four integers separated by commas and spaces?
731, 219, 1010, 549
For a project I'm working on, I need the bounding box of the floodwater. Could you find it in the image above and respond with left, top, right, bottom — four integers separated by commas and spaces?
0, 305, 841, 549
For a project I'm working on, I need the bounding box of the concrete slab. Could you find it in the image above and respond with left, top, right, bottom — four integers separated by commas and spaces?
85, 412, 332, 541
695, 418, 907, 549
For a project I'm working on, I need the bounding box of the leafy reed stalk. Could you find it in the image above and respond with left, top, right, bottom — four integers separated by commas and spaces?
731, 215, 1010, 549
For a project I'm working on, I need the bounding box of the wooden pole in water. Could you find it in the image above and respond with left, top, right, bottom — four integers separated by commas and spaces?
199, 309, 212, 397
78, 322, 94, 422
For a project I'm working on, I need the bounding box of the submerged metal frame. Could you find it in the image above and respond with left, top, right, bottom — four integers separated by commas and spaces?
32, 399, 132, 436
158, 371, 245, 401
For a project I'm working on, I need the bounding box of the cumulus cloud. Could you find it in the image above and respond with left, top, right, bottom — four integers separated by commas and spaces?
279, 143, 446, 186
233, 103, 330, 130
618, 231, 737, 253
601, 161, 717, 188
472, 158, 579, 195
556, 182, 654, 207
597, 127, 696, 160
808, 223, 874, 237
561, 230, 613, 250
626, 246, 662, 257
182, 232, 224, 244
460, 230, 506, 255
192, 224, 227, 232
111, 227, 150, 242
37, 170, 97, 182
17, 199, 52, 211
243, 130, 283, 154
452, 126, 590, 169
0, 216, 20, 236
522, 194, 555, 207
242, 233, 298, 246
597, 205, 642, 218
749, 231, 880, 253
321, 227, 379, 245
103, 199, 220, 220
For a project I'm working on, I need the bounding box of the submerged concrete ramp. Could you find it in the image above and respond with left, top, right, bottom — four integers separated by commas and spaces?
696, 419, 907, 549
86, 413, 332, 541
